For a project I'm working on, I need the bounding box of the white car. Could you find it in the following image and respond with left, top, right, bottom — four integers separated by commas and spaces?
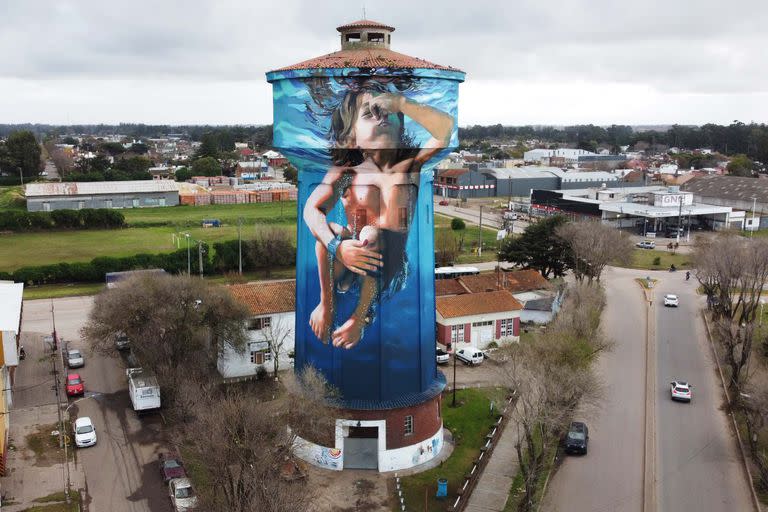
670, 381, 692, 402
663, 294, 679, 307
436, 348, 450, 365
455, 348, 484, 366
169, 477, 198, 511
67, 349, 84, 368
73, 417, 97, 448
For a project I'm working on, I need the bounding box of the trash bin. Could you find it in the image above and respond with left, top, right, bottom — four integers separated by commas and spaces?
436, 478, 448, 498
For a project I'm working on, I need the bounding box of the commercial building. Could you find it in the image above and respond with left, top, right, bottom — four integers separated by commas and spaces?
25, 181, 180, 212
682, 175, 768, 230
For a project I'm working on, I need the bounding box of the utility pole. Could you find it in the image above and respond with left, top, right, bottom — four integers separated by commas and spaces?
751, 197, 757, 237
198, 241, 204, 278
676, 197, 683, 243
185, 234, 191, 276
478, 205, 483, 257
237, 217, 243, 275
452, 347, 457, 407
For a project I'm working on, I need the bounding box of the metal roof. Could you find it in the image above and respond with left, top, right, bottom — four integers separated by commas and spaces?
486, 167, 561, 180
682, 175, 768, 205
599, 202, 731, 218
0, 282, 23, 333
25, 180, 179, 198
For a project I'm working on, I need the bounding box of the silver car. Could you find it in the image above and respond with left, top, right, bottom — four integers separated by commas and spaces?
67, 349, 85, 368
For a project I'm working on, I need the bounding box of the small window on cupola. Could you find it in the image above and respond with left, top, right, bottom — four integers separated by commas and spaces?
345, 33, 361, 43
368, 32, 385, 43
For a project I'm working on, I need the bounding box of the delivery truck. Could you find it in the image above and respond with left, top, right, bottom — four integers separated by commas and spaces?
126, 367, 161, 414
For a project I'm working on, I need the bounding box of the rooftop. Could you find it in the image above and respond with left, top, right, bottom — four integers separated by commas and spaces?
25, 180, 179, 197
0, 282, 23, 333
228, 280, 296, 316
683, 175, 768, 205
436, 290, 522, 319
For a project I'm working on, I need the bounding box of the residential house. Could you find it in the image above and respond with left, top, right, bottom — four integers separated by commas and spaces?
218, 281, 296, 379
0, 281, 23, 475
436, 290, 522, 349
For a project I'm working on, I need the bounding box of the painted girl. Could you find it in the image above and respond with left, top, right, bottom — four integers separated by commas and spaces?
303, 81, 454, 349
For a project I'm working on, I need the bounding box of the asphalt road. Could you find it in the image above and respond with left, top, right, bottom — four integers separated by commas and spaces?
541, 266, 647, 512
654, 277, 753, 512
21, 297, 171, 512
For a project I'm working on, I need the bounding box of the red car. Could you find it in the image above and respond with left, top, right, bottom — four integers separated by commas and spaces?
438, 200, 449, 206
159, 453, 187, 482
66, 374, 84, 397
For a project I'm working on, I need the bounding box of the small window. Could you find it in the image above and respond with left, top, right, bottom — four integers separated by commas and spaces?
368, 32, 385, 43
132, 198, 140, 207
499, 318, 515, 337
43, 202, 51, 212
404, 415, 414, 435
105, 199, 113, 208
250, 350, 272, 365
451, 324, 465, 343
345, 33, 361, 43
248, 317, 271, 331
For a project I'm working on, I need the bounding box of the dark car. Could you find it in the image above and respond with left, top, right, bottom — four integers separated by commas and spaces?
115, 332, 130, 351
159, 453, 187, 482
564, 421, 589, 455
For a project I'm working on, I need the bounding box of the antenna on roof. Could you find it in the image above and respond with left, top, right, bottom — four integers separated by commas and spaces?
363, 5, 366, 18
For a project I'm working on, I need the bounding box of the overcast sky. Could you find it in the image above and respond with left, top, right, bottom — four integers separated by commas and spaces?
1, 0, 767, 127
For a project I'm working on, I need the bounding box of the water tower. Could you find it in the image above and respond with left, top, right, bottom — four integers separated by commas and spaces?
267, 19, 464, 472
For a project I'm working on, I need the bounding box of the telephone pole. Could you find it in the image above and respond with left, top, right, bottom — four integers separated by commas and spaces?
238, 217, 243, 275
198, 241, 204, 278
478, 205, 484, 257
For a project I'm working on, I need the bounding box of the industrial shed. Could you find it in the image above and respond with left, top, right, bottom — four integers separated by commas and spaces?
25, 180, 180, 212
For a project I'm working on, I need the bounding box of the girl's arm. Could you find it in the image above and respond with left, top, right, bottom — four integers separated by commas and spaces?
303, 166, 344, 248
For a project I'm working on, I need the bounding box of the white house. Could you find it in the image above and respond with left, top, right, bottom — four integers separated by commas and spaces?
218, 280, 296, 379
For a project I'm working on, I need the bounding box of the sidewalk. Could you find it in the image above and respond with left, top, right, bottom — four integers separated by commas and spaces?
464, 404, 521, 512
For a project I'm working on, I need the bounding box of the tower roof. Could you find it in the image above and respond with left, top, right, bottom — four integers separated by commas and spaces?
336, 19, 395, 32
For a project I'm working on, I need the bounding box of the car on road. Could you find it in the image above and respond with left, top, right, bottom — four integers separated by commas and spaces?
436, 348, 450, 365
73, 417, 97, 448
169, 477, 198, 511
438, 200, 449, 206
115, 332, 130, 351
564, 421, 589, 455
66, 349, 84, 368
65, 373, 85, 397
636, 240, 656, 249
670, 380, 692, 402
663, 294, 679, 307
159, 453, 187, 482
455, 348, 484, 366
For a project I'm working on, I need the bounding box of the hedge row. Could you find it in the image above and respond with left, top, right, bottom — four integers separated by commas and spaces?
0, 208, 125, 231
1, 237, 297, 286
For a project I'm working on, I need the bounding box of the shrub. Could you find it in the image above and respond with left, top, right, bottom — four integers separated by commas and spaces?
451, 218, 466, 231
0, 208, 124, 231
652, 256, 661, 266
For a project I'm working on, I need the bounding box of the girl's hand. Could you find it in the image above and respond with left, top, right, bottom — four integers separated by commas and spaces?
336, 239, 383, 275
369, 93, 405, 120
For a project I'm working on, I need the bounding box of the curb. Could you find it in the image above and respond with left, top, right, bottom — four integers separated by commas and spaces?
640, 283, 657, 512
701, 311, 762, 512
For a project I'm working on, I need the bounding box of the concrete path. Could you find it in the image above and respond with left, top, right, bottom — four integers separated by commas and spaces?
464, 407, 520, 512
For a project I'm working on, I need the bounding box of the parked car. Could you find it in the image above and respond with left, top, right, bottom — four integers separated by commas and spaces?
663, 294, 679, 307
159, 453, 187, 482
115, 332, 130, 351
66, 349, 84, 368
665, 227, 685, 238
73, 417, 97, 448
438, 200, 449, 206
455, 348, 484, 366
436, 348, 450, 365
169, 477, 198, 511
636, 240, 656, 249
670, 380, 692, 402
65, 373, 85, 397
564, 421, 589, 455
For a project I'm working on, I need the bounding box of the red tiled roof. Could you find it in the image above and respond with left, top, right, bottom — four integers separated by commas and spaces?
272, 48, 459, 72
435, 279, 469, 297
439, 169, 469, 178
502, 270, 549, 293
228, 280, 296, 316
336, 19, 395, 32
455, 270, 549, 295
436, 290, 522, 319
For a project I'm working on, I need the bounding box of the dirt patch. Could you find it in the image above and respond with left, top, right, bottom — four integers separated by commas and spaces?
23, 423, 69, 467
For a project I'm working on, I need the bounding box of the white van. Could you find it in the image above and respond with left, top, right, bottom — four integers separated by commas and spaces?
126, 367, 161, 413
456, 348, 485, 366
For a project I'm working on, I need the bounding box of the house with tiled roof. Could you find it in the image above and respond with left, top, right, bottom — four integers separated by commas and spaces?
435, 290, 522, 350
218, 280, 296, 379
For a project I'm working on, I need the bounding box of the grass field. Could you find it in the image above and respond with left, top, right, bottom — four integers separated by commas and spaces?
628, 248, 692, 270
120, 201, 297, 226
399, 387, 506, 512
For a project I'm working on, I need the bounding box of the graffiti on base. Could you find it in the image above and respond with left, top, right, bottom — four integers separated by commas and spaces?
313, 446, 343, 470
410, 435, 442, 466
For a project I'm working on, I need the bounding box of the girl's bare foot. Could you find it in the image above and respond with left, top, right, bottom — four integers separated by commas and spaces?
331, 316, 366, 349
309, 302, 333, 343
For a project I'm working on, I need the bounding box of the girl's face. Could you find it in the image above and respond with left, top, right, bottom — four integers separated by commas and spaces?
353, 92, 401, 149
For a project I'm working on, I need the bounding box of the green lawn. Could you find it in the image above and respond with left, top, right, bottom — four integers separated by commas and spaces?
0, 186, 25, 209
627, 248, 692, 270
121, 201, 297, 226
399, 388, 506, 512
435, 213, 504, 264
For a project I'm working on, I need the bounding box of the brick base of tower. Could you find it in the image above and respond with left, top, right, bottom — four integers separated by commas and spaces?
293, 394, 444, 472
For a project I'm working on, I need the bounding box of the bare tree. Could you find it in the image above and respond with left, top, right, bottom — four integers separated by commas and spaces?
50, 147, 74, 178
495, 282, 607, 511
435, 229, 459, 267
694, 234, 768, 391
556, 221, 634, 284
262, 316, 293, 377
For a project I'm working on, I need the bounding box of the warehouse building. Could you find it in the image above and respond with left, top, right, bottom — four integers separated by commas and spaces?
25, 181, 180, 212
682, 175, 768, 231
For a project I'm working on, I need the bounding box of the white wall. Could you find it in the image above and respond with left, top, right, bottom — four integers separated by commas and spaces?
217, 311, 295, 379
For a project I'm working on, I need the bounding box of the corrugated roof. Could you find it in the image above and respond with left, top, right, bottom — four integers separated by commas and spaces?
25, 180, 179, 197
272, 47, 459, 72
336, 19, 395, 32
682, 175, 768, 205
436, 290, 522, 319
0, 282, 23, 333
228, 280, 296, 316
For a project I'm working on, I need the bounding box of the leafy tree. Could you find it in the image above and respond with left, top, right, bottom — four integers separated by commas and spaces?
498, 215, 570, 278
100, 142, 126, 156
248, 227, 296, 277
62, 136, 78, 145
113, 156, 151, 176
175, 166, 192, 182
3, 131, 41, 178
450, 218, 466, 231
74, 154, 110, 175
282, 164, 298, 185
191, 156, 221, 177
726, 154, 754, 177
195, 133, 220, 159
128, 142, 149, 154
